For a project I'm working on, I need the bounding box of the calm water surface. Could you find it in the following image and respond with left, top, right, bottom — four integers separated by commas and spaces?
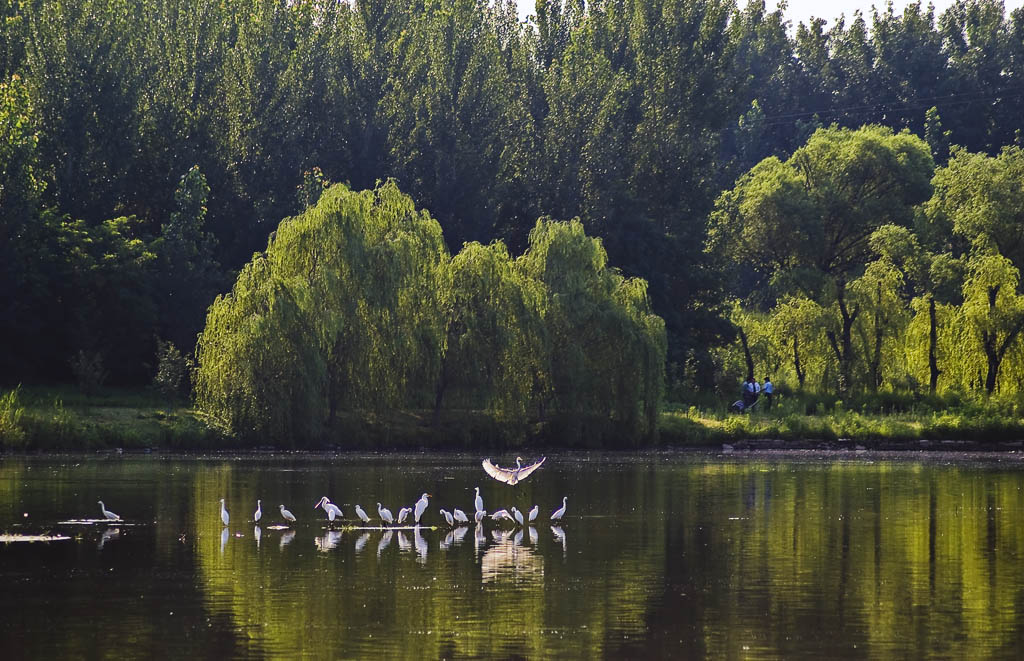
3, 451, 1024, 659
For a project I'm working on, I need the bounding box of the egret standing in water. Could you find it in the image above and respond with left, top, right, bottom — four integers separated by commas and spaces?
315, 496, 342, 522
219, 499, 230, 526
528, 505, 539, 523
551, 496, 567, 521
453, 508, 469, 524
481, 457, 546, 485
397, 507, 412, 524
254, 500, 262, 524
414, 493, 431, 523
511, 507, 525, 527
354, 504, 371, 524
98, 500, 120, 521
279, 504, 296, 523
377, 503, 394, 525
439, 509, 455, 527
474, 487, 484, 515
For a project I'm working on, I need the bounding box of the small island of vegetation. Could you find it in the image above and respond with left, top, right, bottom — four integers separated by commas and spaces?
4, 0, 1024, 451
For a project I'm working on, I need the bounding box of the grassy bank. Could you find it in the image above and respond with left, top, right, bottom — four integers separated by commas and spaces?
0, 386, 219, 450
4, 385, 1024, 451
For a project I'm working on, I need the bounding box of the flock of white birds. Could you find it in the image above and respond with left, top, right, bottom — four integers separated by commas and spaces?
98, 456, 568, 529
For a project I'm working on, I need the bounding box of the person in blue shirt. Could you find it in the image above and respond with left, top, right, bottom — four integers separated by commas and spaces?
763, 377, 774, 409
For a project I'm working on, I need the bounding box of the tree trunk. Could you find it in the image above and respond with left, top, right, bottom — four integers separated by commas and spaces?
928, 296, 940, 394
870, 281, 883, 392
793, 335, 805, 388
827, 284, 859, 396
738, 326, 755, 380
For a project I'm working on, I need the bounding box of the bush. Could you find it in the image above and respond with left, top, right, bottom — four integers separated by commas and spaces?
70, 350, 108, 395
153, 340, 190, 399
0, 387, 26, 448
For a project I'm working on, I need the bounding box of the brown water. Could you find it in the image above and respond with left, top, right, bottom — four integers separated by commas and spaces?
2, 451, 1024, 659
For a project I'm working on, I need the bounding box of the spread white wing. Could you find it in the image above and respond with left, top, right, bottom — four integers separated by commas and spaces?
482, 458, 515, 484
517, 457, 546, 481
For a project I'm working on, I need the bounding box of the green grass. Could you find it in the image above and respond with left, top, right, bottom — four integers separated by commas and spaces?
1, 385, 221, 450
658, 392, 1024, 446
4, 385, 1024, 451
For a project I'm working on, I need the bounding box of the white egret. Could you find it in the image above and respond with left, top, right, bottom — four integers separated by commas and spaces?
528, 505, 539, 523
254, 500, 262, 524
439, 508, 455, 527
474, 486, 484, 514
511, 507, 525, 526
397, 507, 412, 524
279, 504, 296, 523
474, 509, 486, 524
97, 500, 120, 521
550, 496, 567, 521
354, 504, 371, 524
315, 496, 342, 522
377, 502, 394, 525
414, 493, 431, 523
490, 509, 513, 523
453, 508, 469, 524
481, 456, 546, 485
219, 498, 230, 526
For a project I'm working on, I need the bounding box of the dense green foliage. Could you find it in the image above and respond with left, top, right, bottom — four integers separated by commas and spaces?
5, 0, 1024, 435
195, 182, 665, 446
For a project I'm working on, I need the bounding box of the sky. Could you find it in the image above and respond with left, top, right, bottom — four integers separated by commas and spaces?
514, 0, 1024, 29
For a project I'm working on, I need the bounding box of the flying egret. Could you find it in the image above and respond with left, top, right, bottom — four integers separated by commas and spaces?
378, 502, 394, 525
97, 500, 120, 521
279, 504, 296, 523
550, 496, 568, 521
453, 508, 469, 524
397, 507, 412, 524
511, 507, 525, 526
219, 498, 230, 526
254, 500, 262, 524
474, 486, 484, 514
481, 456, 546, 485
354, 504, 371, 524
414, 493, 431, 523
528, 505, 539, 523
439, 508, 455, 527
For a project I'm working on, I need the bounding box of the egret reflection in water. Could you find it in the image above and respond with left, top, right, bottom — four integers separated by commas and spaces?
220, 527, 229, 554
481, 533, 543, 584
316, 530, 342, 552
279, 529, 295, 550
377, 529, 393, 557
254, 525, 261, 548
551, 526, 566, 557
354, 532, 370, 553
97, 527, 120, 550
397, 531, 411, 552
414, 526, 428, 563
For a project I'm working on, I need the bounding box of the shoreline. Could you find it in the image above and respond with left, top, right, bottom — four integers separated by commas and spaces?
5, 385, 1024, 452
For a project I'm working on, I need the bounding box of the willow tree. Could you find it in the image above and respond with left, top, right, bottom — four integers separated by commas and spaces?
708, 125, 934, 394
518, 219, 666, 444
195, 181, 448, 444
951, 253, 1024, 394
433, 241, 546, 426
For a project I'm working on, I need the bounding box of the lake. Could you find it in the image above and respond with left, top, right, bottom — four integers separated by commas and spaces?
2, 451, 1024, 659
